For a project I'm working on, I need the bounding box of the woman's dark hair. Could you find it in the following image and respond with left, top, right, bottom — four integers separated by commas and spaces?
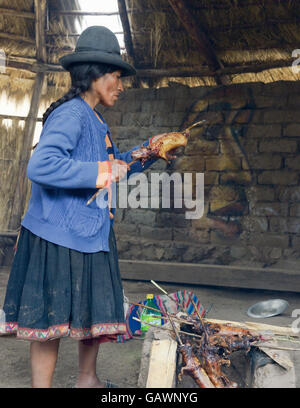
42, 63, 118, 125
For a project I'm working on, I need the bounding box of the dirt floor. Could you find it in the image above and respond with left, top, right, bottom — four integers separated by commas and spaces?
0, 266, 299, 388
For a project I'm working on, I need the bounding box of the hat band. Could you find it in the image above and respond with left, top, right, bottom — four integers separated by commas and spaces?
76, 46, 120, 56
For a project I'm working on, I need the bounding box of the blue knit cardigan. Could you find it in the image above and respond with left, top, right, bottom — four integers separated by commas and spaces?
22, 96, 154, 253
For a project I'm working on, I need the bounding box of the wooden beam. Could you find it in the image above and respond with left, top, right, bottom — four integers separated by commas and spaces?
117, 0, 140, 87
136, 59, 296, 77
118, 1, 135, 62
119, 259, 300, 292
168, 0, 229, 85
3, 54, 295, 77
8, 72, 45, 231
47, 32, 124, 37
0, 7, 35, 19
34, 0, 48, 63
0, 114, 42, 122
51, 10, 120, 16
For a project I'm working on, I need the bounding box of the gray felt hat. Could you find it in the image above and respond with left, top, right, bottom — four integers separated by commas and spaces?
59, 26, 136, 77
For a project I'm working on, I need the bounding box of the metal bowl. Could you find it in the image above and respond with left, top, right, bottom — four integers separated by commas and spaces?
247, 299, 289, 318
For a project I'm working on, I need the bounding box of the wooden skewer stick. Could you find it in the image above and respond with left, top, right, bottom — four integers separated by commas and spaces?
150, 280, 188, 314
87, 120, 206, 206
86, 159, 139, 206
254, 343, 300, 352
132, 317, 202, 339
128, 301, 194, 325
166, 310, 183, 346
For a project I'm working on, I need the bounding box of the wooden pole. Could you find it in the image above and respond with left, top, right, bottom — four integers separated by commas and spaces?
34, 0, 48, 63
4, 54, 295, 78
8, 1, 48, 230
168, 0, 230, 85
51, 10, 120, 16
8, 71, 45, 230
117, 0, 141, 88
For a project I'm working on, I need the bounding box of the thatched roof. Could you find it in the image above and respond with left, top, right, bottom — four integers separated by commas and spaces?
0, 0, 299, 100
0, 0, 82, 103
124, 0, 300, 86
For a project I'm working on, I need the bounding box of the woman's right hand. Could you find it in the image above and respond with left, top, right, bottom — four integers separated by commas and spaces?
96, 159, 129, 189
110, 159, 129, 183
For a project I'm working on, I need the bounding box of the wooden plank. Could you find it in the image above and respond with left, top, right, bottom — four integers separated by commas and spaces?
258, 340, 294, 370
8, 71, 45, 230
204, 318, 297, 337
119, 259, 300, 293
34, 0, 48, 63
146, 339, 177, 388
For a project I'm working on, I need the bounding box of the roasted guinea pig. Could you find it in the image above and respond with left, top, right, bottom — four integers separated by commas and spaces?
131, 120, 205, 165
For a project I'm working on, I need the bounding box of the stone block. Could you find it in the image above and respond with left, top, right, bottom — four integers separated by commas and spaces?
257, 171, 298, 185
269, 217, 288, 233
241, 216, 269, 232
246, 186, 275, 202
250, 202, 288, 217
261, 81, 297, 96
152, 112, 184, 127
220, 171, 252, 186
290, 204, 300, 216
243, 154, 282, 170
247, 233, 289, 249
283, 124, 300, 137
122, 113, 153, 127
101, 111, 122, 126
246, 124, 282, 138
259, 140, 297, 153
139, 225, 172, 241
116, 98, 142, 113
263, 110, 300, 124
185, 139, 219, 155
286, 157, 300, 170
155, 86, 188, 100
124, 209, 157, 226
276, 186, 300, 202
254, 95, 288, 108
110, 126, 141, 140
174, 98, 191, 112
243, 140, 259, 153
287, 95, 300, 109
204, 172, 219, 185
141, 99, 175, 114
173, 228, 210, 244
206, 157, 241, 171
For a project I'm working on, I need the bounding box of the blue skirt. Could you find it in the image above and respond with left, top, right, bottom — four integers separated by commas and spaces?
1, 226, 126, 342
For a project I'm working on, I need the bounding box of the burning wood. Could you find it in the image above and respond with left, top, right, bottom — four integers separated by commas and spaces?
130, 284, 265, 389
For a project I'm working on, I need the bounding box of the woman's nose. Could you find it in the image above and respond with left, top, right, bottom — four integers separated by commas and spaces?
118, 79, 124, 92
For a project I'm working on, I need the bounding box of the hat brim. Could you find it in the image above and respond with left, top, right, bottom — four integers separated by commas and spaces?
59, 51, 136, 77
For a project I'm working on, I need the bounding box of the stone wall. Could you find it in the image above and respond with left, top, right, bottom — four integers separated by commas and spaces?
98, 81, 300, 269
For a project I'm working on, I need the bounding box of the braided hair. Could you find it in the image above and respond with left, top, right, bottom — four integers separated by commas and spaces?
42, 62, 117, 126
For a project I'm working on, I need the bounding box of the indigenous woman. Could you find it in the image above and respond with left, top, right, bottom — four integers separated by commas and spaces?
1, 26, 163, 388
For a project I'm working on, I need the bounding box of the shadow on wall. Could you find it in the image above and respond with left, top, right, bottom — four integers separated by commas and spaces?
170, 86, 255, 240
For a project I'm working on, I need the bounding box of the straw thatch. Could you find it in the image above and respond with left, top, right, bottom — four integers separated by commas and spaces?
0, 0, 82, 103
125, 0, 300, 86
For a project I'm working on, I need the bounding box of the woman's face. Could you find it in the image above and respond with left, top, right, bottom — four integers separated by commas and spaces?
93, 70, 124, 107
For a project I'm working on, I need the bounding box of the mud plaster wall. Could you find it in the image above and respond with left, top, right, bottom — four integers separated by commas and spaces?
100, 81, 300, 270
